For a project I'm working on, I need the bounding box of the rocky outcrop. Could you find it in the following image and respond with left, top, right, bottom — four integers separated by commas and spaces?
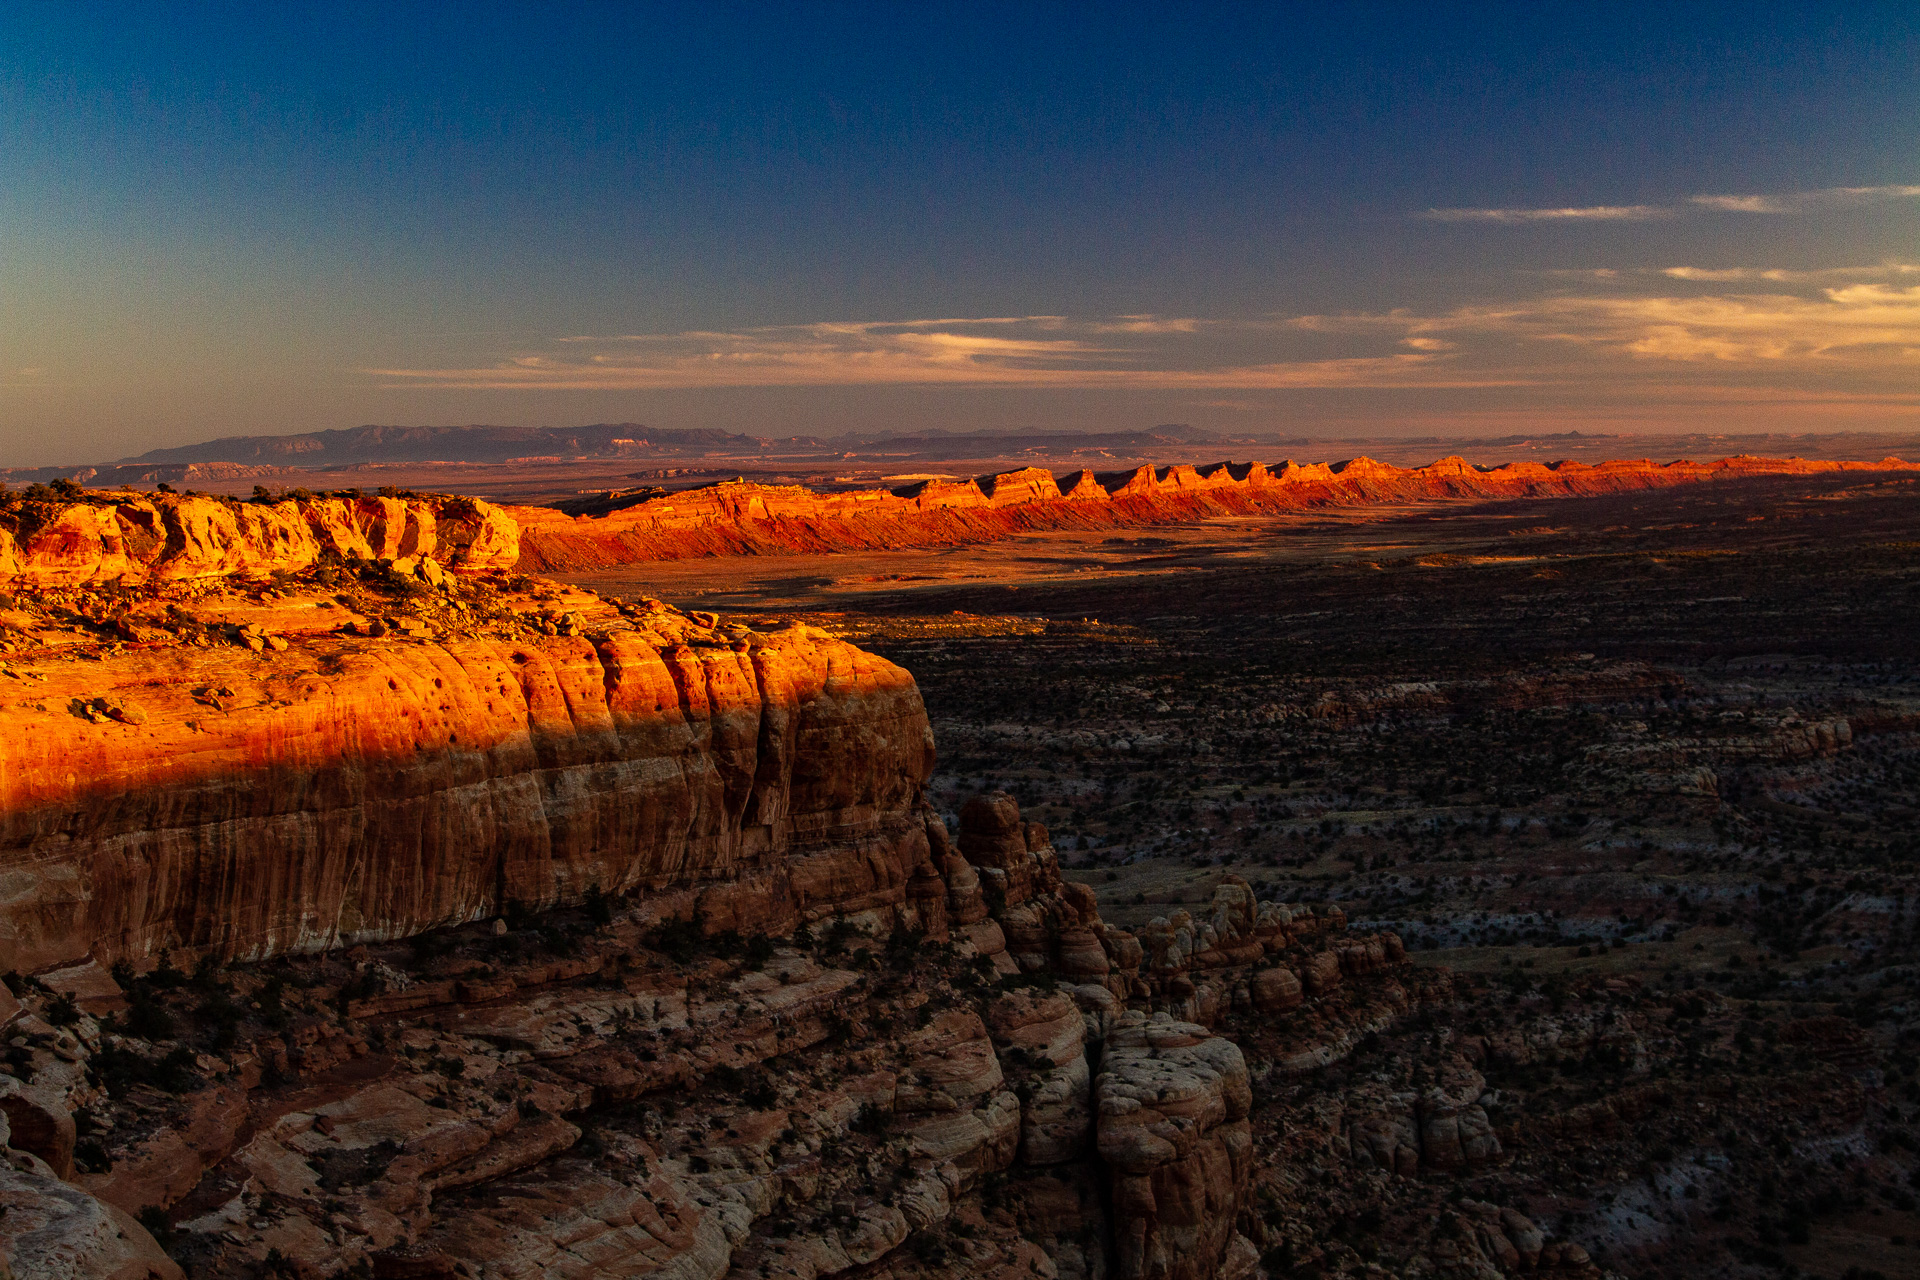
1096, 1012, 1254, 1280
0, 492, 518, 587
5, 795, 1191, 1280
1418, 1060, 1503, 1171
0, 1150, 180, 1280
0, 513, 1528, 1280
0, 781, 1471, 1280
0, 593, 933, 973
509, 453, 1919, 570
1344, 1058, 1503, 1175
985, 990, 1091, 1165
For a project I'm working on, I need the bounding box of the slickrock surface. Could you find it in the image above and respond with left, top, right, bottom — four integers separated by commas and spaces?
509, 453, 1917, 569
0, 769, 1536, 1280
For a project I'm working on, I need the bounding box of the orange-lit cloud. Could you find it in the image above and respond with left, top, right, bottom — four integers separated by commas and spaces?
366, 268, 1920, 405
1660, 263, 1920, 283
1401, 284, 1920, 366
368, 316, 1518, 391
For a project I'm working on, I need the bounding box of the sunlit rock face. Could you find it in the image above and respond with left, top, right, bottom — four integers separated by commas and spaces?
0, 493, 520, 587
0, 584, 933, 973
0, 487, 1543, 1280
507, 453, 1920, 569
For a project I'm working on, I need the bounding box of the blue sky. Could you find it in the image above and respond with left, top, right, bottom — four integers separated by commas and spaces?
3, 3, 1918, 464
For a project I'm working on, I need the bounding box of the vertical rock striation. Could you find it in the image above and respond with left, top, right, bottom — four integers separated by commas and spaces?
0, 608, 932, 973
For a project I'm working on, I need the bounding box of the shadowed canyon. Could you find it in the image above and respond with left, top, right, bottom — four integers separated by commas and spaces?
2, 453, 1920, 1280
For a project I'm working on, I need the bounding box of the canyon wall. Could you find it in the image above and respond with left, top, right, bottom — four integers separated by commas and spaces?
510, 453, 1918, 569
2, 787, 1467, 1280
0, 601, 934, 974
0, 492, 520, 587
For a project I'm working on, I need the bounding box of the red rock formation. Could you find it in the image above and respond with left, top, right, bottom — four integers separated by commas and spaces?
958, 791, 1051, 908
0, 492, 519, 587
508, 453, 1919, 570
976, 467, 1064, 507
0, 599, 932, 973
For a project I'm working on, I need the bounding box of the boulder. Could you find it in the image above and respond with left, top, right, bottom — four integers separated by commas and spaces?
1250, 966, 1303, 1013
0, 1152, 182, 1280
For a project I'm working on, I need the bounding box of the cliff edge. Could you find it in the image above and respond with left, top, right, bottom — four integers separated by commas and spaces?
509, 452, 1919, 569
0, 553, 932, 973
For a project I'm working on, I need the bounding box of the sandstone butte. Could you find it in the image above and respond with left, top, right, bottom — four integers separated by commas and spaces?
0, 484, 1664, 1280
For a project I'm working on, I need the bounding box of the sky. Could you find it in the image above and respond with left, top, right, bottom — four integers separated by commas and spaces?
2, 2, 1918, 465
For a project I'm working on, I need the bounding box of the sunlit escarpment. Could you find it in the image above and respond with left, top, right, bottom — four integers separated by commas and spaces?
509, 452, 1915, 569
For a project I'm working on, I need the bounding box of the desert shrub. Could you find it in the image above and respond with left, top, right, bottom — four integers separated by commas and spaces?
123, 991, 176, 1041
91, 1044, 197, 1098
45, 991, 80, 1027
651, 917, 705, 964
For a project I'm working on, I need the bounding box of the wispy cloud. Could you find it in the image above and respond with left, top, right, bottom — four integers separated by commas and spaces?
1419, 205, 1668, 223
1299, 280, 1920, 369
1689, 185, 1920, 214
1087, 315, 1205, 334
369, 315, 1517, 391
1687, 194, 1794, 214
1425, 184, 1920, 226
1661, 263, 1920, 283
368, 273, 1920, 403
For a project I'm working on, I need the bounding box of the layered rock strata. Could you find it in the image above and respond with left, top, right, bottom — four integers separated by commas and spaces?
0, 526, 1560, 1279
0, 779, 1497, 1280
511, 453, 1918, 569
0, 492, 519, 587
0, 588, 933, 974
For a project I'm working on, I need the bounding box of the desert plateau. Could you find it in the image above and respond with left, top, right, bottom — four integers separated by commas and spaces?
0, 448, 1913, 1280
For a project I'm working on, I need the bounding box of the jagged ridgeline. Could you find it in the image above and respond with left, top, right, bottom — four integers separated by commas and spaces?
1, 452, 1912, 583
507, 454, 1918, 569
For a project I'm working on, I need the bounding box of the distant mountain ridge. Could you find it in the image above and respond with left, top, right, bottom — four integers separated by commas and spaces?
113, 422, 1241, 467
120, 424, 761, 465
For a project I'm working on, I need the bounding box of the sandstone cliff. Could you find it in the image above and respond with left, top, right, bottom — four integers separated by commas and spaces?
0, 491, 519, 588
0, 590, 932, 974
510, 453, 1918, 570
0, 788, 1472, 1280
0, 501, 1613, 1280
